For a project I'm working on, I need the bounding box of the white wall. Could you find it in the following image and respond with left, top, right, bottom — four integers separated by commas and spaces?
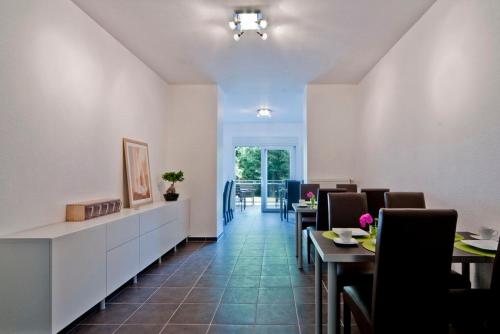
166, 85, 219, 238
0, 0, 170, 235
222, 122, 305, 183
306, 85, 358, 185
356, 0, 500, 233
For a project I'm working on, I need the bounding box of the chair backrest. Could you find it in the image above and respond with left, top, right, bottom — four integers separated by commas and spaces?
227, 180, 234, 210
490, 242, 500, 292
371, 209, 457, 334
361, 188, 390, 219
316, 189, 346, 230
336, 183, 358, 192
300, 183, 320, 200
328, 193, 368, 229
286, 180, 301, 207
222, 181, 229, 213
384, 192, 425, 209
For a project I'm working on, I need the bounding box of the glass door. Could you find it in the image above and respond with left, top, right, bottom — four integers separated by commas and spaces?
262, 147, 293, 212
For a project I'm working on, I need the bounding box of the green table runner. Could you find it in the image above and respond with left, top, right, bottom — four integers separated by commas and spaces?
322, 231, 371, 242
454, 241, 496, 258
323, 233, 468, 254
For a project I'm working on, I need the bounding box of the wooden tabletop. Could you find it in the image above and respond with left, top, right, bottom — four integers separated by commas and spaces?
310, 231, 495, 264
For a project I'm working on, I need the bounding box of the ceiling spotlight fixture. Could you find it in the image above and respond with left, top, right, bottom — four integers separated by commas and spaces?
257, 108, 272, 118
229, 10, 268, 41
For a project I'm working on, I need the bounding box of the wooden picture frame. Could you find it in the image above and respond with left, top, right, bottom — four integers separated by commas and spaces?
123, 138, 153, 207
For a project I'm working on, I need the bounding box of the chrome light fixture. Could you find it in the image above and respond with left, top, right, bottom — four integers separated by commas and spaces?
257, 107, 272, 118
229, 10, 268, 41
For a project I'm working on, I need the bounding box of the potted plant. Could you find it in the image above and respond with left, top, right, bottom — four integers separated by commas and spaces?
162, 170, 184, 201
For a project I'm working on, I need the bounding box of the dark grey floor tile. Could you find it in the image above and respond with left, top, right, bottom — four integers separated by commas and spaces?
296, 303, 327, 325
228, 275, 260, 288
300, 324, 327, 334
185, 287, 224, 303
213, 304, 257, 325
115, 324, 163, 334
126, 303, 178, 324
70, 325, 118, 334
196, 274, 230, 287
147, 287, 190, 303
169, 303, 218, 324
255, 325, 299, 334
222, 288, 259, 304
163, 273, 200, 287
293, 287, 328, 304
136, 274, 170, 287
207, 325, 254, 334
205, 264, 235, 275
236, 257, 263, 266
290, 274, 315, 287
144, 264, 179, 276
260, 276, 291, 288
257, 288, 294, 304
233, 264, 262, 276
262, 257, 288, 265
82, 304, 139, 324
261, 264, 290, 276
161, 324, 209, 334
256, 304, 297, 325
110, 287, 156, 303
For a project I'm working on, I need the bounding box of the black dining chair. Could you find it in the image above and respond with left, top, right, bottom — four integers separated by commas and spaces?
222, 181, 229, 224
343, 209, 458, 334
384, 191, 425, 209
328, 193, 375, 332
299, 183, 320, 225
361, 188, 390, 219
304, 188, 346, 263
385, 191, 470, 289
448, 242, 500, 334
285, 180, 300, 221
336, 183, 358, 193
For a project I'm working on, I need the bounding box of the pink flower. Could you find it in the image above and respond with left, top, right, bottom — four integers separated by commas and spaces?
359, 213, 373, 228
306, 191, 315, 199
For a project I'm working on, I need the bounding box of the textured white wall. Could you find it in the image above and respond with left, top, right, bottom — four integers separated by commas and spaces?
166, 85, 219, 238
0, 0, 170, 235
356, 0, 500, 233
306, 85, 358, 183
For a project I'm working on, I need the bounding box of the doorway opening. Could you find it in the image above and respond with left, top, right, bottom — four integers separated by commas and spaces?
234, 146, 295, 213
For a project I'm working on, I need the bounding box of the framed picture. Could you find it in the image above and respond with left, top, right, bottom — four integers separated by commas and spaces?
123, 138, 153, 207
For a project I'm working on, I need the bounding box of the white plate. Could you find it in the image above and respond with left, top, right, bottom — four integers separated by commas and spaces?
462, 239, 498, 251
333, 237, 358, 245
331, 228, 369, 237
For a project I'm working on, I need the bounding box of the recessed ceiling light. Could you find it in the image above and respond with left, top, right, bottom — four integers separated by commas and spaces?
229, 10, 268, 41
257, 108, 272, 118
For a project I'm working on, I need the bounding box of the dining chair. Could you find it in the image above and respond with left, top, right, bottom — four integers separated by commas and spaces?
448, 242, 500, 334
384, 191, 425, 209
299, 183, 320, 223
227, 180, 234, 221
384, 191, 470, 289
361, 188, 390, 219
343, 209, 458, 334
336, 183, 358, 192
222, 181, 229, 224
328, 193, 374, 332
285, 180, 300, 221
304, 188, 346, 263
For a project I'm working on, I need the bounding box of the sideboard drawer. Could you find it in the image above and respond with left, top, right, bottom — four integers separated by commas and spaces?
140, 204, 177, 235
107, 238, 140, 294
106, 215, 140, 250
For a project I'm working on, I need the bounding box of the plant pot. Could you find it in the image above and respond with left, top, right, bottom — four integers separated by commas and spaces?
164, 193, 179, 201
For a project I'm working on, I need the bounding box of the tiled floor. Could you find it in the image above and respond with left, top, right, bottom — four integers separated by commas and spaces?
67, 206, 357, 334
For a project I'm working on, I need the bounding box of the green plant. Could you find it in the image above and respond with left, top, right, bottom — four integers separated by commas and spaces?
162, 170, 184, 194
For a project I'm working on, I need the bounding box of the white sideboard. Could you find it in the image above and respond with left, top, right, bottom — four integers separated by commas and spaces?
0, 198, 190, 334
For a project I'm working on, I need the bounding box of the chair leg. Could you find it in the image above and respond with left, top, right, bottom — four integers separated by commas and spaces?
344, 301, 351, 334
307, 231, 311, 264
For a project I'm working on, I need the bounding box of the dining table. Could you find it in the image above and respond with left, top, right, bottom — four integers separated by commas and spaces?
292, 203, 317, 269
310, 230, 496, 334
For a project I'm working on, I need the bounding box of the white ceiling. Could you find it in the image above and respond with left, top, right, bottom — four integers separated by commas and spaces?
73, 0, 435, 123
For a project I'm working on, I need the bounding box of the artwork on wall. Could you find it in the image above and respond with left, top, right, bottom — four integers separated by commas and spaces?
123, 138, 153, 207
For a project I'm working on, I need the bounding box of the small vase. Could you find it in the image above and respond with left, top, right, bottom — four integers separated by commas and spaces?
369, 225, 378, 238
310, 198, 316, 207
